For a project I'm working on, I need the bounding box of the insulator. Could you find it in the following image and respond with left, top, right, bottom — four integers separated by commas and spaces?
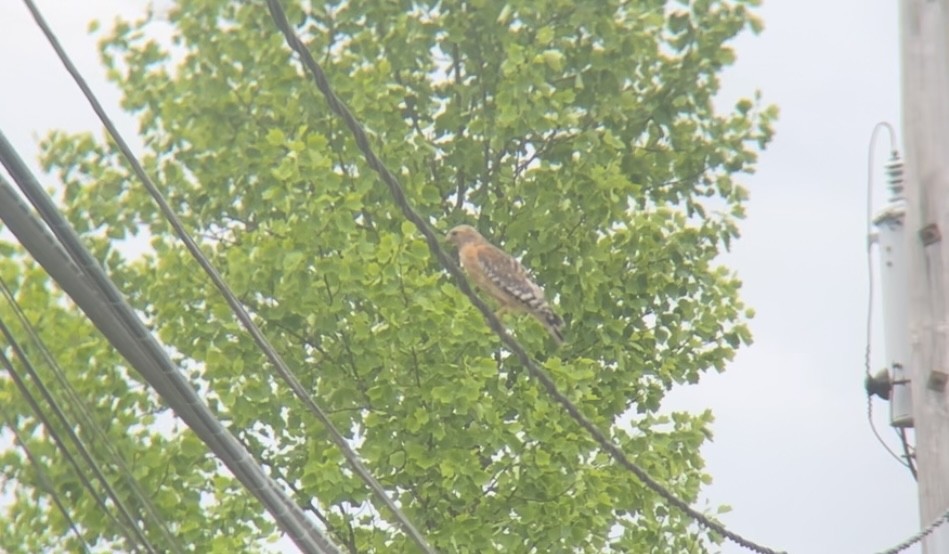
866, 368, 893, 400
885, 153, 904, 198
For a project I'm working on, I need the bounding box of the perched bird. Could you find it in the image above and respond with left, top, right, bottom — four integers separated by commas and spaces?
446, 224, 564, 344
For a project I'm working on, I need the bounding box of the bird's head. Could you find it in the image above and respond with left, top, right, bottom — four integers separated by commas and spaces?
446, 224, 483, 248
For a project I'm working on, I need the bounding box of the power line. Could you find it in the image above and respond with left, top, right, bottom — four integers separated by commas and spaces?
866, 399, 912, 474
19, 1, 435, 551
0, 145, 340, 554
263, 1, 783, 553
0, 275, 186, 552
897, 427, 917, 480
0, 338, 149, 553
0, 312, 163, 553
0, 404, 92, 554
875, 506, 949, 554
244, 441, 358, 554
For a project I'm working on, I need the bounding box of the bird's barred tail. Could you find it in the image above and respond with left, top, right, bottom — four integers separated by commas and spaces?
536, 306, 565, 345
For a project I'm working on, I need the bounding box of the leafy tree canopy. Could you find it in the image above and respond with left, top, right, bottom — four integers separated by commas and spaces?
1, 0, 775, 552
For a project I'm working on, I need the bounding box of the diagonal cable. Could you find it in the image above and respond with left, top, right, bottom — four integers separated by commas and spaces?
264, 1, 785, 553
0, 339, 150, 553
0, 148, 339, 554
0, 275, 185, 553
0, 313, 160, 553
897, 427, 917, 480
875, 506, 949, 554
0, 404, 92, 554
19, 1, 434, 551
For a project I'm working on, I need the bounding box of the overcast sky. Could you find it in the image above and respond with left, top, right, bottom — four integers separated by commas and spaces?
0, 1, 923, 553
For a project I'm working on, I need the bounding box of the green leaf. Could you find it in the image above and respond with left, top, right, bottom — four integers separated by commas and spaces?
265, 128, 286, 146
541, 49, 565, 71
283, 250, 305, 272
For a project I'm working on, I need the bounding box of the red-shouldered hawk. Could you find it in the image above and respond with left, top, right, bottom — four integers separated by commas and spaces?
446, 224, 564, 344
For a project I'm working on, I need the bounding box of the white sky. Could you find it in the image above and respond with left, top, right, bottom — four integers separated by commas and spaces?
0, 1, 924, 553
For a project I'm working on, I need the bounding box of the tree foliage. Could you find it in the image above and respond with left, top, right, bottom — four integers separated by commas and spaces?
0, 0, 775, 551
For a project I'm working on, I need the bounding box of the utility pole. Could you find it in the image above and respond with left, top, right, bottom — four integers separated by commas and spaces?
900, 0, 949, 551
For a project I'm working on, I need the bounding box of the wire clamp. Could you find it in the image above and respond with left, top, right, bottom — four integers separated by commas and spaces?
920, 223, 941, 246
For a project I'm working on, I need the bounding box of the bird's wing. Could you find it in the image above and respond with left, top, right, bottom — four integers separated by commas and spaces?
475, 245, 547, 310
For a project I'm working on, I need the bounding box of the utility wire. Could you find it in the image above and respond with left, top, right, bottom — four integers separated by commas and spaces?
0, 341, 147, 553
897, 427, 917, 480
244, 442, 356, 554
875, 506, 949, 554
0, 404, 92, 554
0, 313, 160, 553
19, 1, 434, 551
0, 143, 339, 554
0, 275, 186, 552
867, 398, 910, 472
264, 1, 783, 553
